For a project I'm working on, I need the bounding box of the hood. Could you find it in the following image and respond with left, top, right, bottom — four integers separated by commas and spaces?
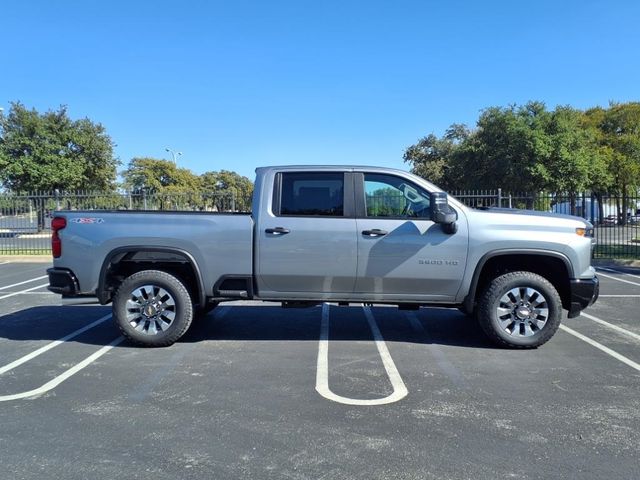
473, 207, 592, 228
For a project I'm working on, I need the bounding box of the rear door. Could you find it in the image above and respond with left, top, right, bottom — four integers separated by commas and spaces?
354, 172, 468, 301
256, 171, 358, 298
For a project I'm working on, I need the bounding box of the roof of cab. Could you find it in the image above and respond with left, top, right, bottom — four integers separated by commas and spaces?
255, 165, 409, 175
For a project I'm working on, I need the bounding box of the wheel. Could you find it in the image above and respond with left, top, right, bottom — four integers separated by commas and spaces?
194, 301, 218, 320
477, 271, 562, 348
112, 270, 194, 347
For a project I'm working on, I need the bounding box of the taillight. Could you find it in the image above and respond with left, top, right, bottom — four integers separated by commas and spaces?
51, 217, 66, 258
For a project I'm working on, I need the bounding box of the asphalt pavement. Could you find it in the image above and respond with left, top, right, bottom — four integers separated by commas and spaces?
0, 261, 639, 480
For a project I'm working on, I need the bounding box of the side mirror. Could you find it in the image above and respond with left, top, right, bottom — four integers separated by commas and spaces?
430, 192, 458, 234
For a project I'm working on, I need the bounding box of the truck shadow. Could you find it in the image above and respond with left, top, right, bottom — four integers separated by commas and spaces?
184, 305, 497, 349
0, 305, 497, 349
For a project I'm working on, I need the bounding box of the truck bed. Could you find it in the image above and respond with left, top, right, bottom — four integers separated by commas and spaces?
53, 210, 254, 297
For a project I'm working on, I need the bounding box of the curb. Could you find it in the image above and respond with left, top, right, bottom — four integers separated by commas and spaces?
592, 259, 640, 268
0, 255, 52, 263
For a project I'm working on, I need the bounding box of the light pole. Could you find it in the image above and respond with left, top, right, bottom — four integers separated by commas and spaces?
165, 147, 182, 165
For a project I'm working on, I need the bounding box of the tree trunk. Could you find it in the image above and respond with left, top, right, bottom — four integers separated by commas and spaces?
570, 192, 577, 216
596, 192, 605, 225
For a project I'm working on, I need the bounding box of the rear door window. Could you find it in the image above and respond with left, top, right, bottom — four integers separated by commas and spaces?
278, 172, 345, 216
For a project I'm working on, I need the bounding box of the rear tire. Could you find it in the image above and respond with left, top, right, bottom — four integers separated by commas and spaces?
112, 270, 193, 347
477, 271, 562, 348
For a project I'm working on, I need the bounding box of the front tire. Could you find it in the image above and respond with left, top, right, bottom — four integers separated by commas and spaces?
113, 270, 194, 347
478, 271, 562, 348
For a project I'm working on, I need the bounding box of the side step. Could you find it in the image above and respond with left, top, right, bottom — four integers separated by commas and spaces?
218, 290, 248, 298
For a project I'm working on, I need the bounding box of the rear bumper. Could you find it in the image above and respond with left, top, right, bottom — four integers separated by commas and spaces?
567, 276, 599, 318
47, 268, 80, 296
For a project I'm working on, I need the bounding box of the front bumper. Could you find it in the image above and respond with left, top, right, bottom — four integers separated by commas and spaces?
567, 275, 599, 318
47, 268, 80, 296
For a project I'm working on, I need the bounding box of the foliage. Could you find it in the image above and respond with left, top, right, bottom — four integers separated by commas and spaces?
200, 169, 254, 211
600, 102, 640, 193
404, 101, 640, 204
403, 124, 469, 191
0, 102, 117, 192
122, 157, 202, 193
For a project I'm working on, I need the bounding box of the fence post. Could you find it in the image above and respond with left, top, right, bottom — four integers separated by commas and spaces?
143, 189, 148, 210
590, 192, 595, 224
497, 188, 502, 208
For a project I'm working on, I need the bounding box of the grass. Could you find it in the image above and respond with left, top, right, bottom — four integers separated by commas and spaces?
0, 249, 51, 255
593, 244, 640, 259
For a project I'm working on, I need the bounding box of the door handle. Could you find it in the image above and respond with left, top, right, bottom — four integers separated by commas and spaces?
265, 227, 290, 235
362, 229, 388, 237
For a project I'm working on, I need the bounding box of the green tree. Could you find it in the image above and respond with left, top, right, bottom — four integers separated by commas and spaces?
600, 102, 640, 224
0, 102, 117, 192
403, 124, 470, 190
405, 102, 554, 196
122, 157, 203, 210
122, 157, 202, 193
470, 102, 551, 194
200, 170, 253, 211
528, 106, 593, 214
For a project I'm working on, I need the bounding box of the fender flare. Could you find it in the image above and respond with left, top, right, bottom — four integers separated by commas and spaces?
462, 249, 573, 313
97, 246, 206, 307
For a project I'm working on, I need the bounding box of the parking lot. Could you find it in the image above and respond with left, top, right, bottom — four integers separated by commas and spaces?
0, 260, 639, 480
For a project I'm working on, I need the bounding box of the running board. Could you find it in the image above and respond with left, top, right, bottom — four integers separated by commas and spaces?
217, 290, 248, 298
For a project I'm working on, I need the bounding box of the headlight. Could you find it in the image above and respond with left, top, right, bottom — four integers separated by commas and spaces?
576, 227, 594, 237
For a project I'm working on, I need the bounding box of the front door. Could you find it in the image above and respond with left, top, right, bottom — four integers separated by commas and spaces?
256, 171, 358, 298
354, 172, 468, 301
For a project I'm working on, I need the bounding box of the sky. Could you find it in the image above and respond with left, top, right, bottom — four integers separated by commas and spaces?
1, 0, 639, 181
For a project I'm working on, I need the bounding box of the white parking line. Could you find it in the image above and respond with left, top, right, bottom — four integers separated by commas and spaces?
0, 261, 12, 265
0, 337, 123, 402
0, 314, 112, 375
0, 314, 120, 402
0, 283, 49, 301
559, 325, 640, 372
580, 312, 640, 342
315, 303, 408, 406
0, 275, 48, 291
596, 272, 640, 287
598, 266, 640, 280
0, 291, 54, 295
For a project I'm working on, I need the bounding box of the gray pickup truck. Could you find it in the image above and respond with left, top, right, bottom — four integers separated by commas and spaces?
47, 165, 599, 348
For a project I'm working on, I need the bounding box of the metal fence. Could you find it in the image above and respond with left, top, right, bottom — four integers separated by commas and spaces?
1, 189, 639, 258
451, 190, 640, 259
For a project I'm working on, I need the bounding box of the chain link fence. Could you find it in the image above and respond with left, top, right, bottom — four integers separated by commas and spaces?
1, 189, 638, 258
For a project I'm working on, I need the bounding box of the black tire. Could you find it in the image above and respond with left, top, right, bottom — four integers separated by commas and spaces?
477, 271, 562, 348
112, 270, 194, 347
